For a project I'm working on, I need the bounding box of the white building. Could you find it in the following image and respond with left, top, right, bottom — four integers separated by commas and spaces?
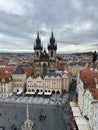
12, 65, 26, 93
26, 75, 44, 95
83, 89, 93, 129
83, 88, 98, 130
93, 100, 98, 130
26, 71, 70, 95
0, 77, 12, 98
77, 65, 98, 130
77, 72, 84, 113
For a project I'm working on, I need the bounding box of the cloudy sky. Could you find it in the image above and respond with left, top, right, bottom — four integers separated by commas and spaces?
0, 0, 98, 53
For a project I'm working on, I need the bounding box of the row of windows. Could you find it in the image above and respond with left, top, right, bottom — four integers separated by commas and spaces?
13, 79, 22, 82
27, 85, 43, 88
0, 83, 5, 86
27, 78, 67, 83
28, 89, 59, 93
1, 94, 7, 98
94, 122, 98, 128
28, 89, 44, 92
14, 84, 22, 87
1, 87, 6, 92
94, 105, 98, 110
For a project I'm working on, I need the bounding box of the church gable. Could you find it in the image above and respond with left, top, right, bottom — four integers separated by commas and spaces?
26, 76, 33, 82
36, 76, 43, 81
62, 73, 69, 78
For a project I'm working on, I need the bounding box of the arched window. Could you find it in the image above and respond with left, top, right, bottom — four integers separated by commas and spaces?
43, 63, 47, 76
28, 89, 31, 92
52, 90, 55, 94
37, 51, 39, 57
51, 51, 53, 57
56, 91, 60, 94
36, 89, 39, 93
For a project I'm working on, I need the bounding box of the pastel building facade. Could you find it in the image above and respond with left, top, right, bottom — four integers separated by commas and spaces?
12, 65, 26, 93
0, 68, 13, 98
77, 76, 84, 113
83, 88, 98, 130
83, 89, 93, 129
26, 76, 44, 95
77, 65, 98, 130
0, 78, 12, 98
26, 71, 70, 95
93, 100, 98, 130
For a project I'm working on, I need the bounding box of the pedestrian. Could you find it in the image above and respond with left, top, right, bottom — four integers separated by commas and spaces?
7, 118, 9, 121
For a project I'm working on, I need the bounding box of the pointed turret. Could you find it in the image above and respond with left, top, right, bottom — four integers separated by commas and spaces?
48, 31, 57, 50
34, 32, 43, 50
50, 31, 55, 45
13, 64, 24, 74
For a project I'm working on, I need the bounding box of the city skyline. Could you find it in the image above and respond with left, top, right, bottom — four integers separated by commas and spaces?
0, 0, 98, 53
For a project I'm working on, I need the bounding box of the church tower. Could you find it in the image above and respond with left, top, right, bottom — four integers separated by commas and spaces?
33, 31, 57, 76
48, 31, 57, 71
34, 32, 43, 75
34, 32, 43, 59
93, 50, 97, 63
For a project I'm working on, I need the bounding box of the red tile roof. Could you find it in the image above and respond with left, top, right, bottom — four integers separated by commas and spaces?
0, 67, 14, 83
90, 89, 98, 100
80, 65, 98, 99
32, 75, 44, 79
23, 67, 34, 78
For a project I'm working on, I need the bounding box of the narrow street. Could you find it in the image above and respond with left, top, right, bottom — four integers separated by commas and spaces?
62, 79, 77, 130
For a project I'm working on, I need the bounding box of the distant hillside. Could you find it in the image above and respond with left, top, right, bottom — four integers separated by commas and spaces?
72, 52, 94, 56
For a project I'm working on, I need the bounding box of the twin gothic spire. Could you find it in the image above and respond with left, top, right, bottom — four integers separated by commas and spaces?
34, 32, 43, 50
34, 31, 57, 50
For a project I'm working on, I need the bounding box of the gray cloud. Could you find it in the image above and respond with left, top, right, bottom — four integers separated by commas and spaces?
0, 0, 98, 53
